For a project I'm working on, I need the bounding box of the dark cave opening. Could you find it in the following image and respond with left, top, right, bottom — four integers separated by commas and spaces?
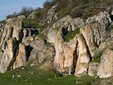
25, 45, 33, 61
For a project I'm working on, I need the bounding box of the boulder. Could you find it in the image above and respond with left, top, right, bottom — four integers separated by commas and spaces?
97, 49, 113, 78
0, 18, 23, 51
13, 43, 26, 69
0, 38, 17, 73
88, 62, 99, 76
46, 4, 57, 22
29, 11, 39, 19
29, 38, 55, 67
95, 11, 111, 28
80, 23, 109, 57
86, 15, 96, 24
17, 15, 25, 20
63, 37, 77, 75
0, 17, 37, 73
75, 34, 90, 76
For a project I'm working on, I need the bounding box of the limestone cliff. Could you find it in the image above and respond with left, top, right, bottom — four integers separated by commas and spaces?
47, 6, 113, 78
0, 3, 113, 79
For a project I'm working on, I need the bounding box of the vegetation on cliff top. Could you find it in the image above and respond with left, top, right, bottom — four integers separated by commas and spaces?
7, 0, 113, 20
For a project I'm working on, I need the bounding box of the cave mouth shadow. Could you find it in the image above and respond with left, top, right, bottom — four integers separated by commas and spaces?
25, 45, 33, 61
110, 14, 113, 21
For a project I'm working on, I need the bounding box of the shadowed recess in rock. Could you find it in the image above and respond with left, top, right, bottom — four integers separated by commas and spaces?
25, 45, 33, 61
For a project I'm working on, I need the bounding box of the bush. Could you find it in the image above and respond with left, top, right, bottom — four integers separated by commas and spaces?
64, 28, 80, 42
92, 48, 103, 63
6, 12, 17, 19
20, 6, 34, 14
43, 0, 54, 9
22, 19, 39, 28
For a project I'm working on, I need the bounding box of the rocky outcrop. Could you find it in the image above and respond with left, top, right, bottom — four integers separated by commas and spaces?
0, 38, 17, 73
80, 23, 109, 57
46, 4, 57, 22
0, 18, 23, 51
47, 15, 85, 73
17, 15, 25, 20
13, 43, 26, 69
75, 34, 90, 76
47, 7, 112, 78
97, 49, 113, 78
29, 37, 55, 65
0, 17, 38, 73
0, 4, 113, 79
88, 62, 99, 76
48, 30, 64, 72
86, 11, 111, 29
29, 11, 39, 19
63, 37, 77, 75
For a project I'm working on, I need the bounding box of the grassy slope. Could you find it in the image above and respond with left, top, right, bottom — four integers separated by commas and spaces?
0, 64, 101, 85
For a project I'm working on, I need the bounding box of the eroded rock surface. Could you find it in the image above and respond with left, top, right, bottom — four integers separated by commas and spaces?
47, 7, 113, 78
97, 49, 113, 78
0, 5, 113, 79
0, 18, 38, 73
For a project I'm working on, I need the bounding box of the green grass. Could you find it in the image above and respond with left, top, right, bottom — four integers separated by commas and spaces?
92, 56, 101, 63
22, 18, 40, 28
0, 66, 76, 85
0, 64, 102, 85
64, 28, 80, 42
92, 48, 103, 63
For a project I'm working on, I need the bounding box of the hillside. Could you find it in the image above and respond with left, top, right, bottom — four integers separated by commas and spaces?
0, 0, 113, 85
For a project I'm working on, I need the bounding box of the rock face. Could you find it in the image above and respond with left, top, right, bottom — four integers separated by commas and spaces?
29, 37, 55, 65
48, 30, 64, 72
80, 23, 109, 57
13, 43, 26, 69
0, 18, 38, 73
88, 62, 99, 76
0, 38, 17, 73
86, 11, 111, 29
46, 4, 57, 22
29, 11, 39, 19
47, 15, 85, 73
47, 7, 113, 78
75, 34, 90, 76
17, 15, 25, 20
0, 18, 23, 51
97, 49, 113, 78
0, 4, 113, 79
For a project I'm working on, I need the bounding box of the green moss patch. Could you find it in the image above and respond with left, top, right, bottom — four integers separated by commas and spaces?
64, 28, 80, 42
92, 48, 103, 63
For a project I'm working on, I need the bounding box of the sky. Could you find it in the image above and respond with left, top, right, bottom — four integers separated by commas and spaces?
0, 0, 46, 20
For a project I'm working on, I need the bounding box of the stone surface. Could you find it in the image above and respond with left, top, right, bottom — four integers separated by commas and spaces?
29, 11, 39, 19
29, 37, 55, 66
0, 17, 37, 73
80, 23, 109, 57
47, 12, 111, 76
46, 5, 57, 22
17, 15, 25, 20
97, 49, 113, 78
0, 18, 23, 51
86, 15, 96, 24
13, 43, 26, 69
95, 11, 111, 28
0, 5, 113, 79
0, 38, 17, 73
75, 34, 90, 76
88, 62, 99, 76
